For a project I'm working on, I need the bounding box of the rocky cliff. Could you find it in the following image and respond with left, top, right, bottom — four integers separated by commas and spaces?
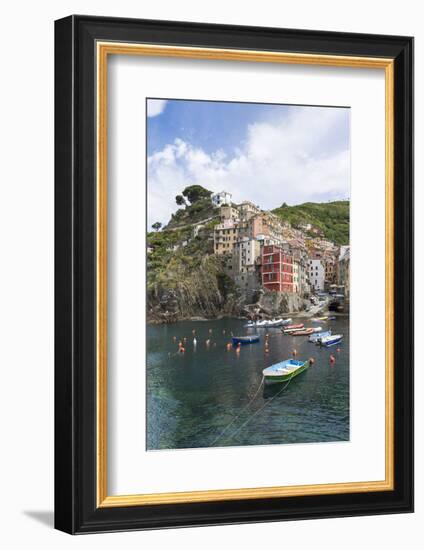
147, 255, 245, 323
257, 290, 307, 316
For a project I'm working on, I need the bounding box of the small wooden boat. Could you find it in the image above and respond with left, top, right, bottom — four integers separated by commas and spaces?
284, 328, 305, 335
283, 327, 305, 334
263, 359, 309, 384
282, 323, 304, 334
231, 335, 260, 345
292, 328, 314, 336
309, 330, 331, 343
319, 334, 343, 347
311, 316, 328, 322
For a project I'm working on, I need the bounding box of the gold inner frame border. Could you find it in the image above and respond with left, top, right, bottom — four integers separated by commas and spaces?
96, 42, 394, 508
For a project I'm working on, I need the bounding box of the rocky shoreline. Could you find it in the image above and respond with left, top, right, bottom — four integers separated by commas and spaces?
146, 288, 332, 324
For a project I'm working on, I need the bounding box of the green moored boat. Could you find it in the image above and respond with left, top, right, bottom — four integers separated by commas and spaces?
262, 359, 310, 384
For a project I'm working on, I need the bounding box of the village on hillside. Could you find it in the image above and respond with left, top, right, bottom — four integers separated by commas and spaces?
147, 187, 350, 320
210, 190, 349, 306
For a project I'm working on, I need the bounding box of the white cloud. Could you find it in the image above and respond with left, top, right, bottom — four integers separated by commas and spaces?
147, 99, 168, 117
147, 107, 350, 228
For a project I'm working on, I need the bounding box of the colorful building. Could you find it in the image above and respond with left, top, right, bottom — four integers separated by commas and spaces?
238, 212, 286, 246
261, 245, 294, 293
308, 259, 325, 291
219, 204, 239, 222
233, 238, 261, 291
293, 261, 300, 294
338, 246, 350, 300
213, 220, 239, 255
237, 200, 261, 220
324, 256, 338, 289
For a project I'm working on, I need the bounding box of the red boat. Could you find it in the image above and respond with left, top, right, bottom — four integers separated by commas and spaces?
282, 324, 304, 334
292, 328, 314, 336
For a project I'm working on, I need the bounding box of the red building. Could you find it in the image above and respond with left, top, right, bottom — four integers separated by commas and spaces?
261, 245, 294, 292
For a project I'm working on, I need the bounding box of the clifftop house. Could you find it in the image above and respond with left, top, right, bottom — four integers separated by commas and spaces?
211, 190, 232, 207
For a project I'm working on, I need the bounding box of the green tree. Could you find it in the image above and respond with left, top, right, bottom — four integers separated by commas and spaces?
152, 222, 162, 232
182, 185, 212, 204
175, 194, 186, 206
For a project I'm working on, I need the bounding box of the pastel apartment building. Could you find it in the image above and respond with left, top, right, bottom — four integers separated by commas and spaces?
233, 237, 261, 291
213, 219, 240, 255
261, 245, 294, 293
324, 256, 338, 288
308, 259, 325, 291
338, 246, 350, 300
239, 212, 286, 245
238, 200, 261, 220
219, 204, 239, 222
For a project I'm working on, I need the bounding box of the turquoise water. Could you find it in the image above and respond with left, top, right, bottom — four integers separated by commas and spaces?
146, 317, 349, 450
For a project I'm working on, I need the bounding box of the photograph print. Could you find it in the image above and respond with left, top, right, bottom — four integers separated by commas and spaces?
146, 98, 350, 451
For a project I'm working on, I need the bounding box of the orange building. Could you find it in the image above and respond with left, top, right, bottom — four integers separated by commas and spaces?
261, 245, 294, 293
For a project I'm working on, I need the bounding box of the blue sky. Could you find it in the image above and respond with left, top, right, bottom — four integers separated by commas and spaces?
147, 99, 350, 228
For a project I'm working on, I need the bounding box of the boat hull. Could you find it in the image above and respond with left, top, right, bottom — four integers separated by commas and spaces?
245, 318, 292, 328
263, 360, 309, 384
292, 329, 314, 336
321, 338, 342, 347
309, 330, 331, 343
282, 324, 304, 334
319, 335, 343, 347
232, 336, 260, 345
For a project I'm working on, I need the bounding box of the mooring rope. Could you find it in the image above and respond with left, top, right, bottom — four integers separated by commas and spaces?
210, 376, 265, 446
220, 375, 294, 444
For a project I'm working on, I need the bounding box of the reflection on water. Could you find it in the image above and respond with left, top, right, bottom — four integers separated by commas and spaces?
147, 317, 349, 450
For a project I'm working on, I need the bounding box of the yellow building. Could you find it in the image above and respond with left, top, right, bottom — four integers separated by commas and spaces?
213, 220, 240, 255
219, 204, 239, 222
237, 200, 261, 220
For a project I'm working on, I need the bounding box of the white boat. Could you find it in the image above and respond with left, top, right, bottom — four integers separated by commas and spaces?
245, 319, 268, 328
245, 318, 292, 328
309, 330, 331, 343
319, 334, 343, 347
311, 326, 323, 333
266, 318, 285, 327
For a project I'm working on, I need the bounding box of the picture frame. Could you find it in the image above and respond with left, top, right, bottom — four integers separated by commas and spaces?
54, 15, 414, 534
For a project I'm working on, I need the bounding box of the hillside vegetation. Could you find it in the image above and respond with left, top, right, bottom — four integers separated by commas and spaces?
147, 217, 239, 322
148, 185, 240, 322
272, 200, 350, 245
165, 198, 219, 229
162, 185, 219, 230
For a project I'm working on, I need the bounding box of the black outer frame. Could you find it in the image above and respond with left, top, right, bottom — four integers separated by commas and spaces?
54, 15, 414, 534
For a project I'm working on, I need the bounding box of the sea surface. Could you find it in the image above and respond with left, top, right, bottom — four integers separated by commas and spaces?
146, 317, 349, 450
